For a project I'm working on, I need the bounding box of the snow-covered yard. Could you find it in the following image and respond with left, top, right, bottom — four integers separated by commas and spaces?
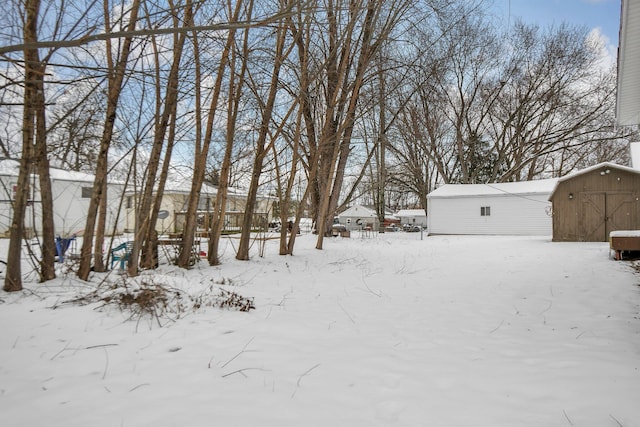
1, 233, 639, 426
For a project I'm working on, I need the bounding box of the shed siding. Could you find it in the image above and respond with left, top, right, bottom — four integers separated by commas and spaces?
550, 165, 640, 242
428, 194, 551, 235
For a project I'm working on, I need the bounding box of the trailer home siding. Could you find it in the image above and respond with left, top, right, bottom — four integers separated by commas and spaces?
0, 159, 125, 237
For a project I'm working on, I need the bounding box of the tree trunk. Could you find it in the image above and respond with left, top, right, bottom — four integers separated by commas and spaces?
209, 3, 252, 265
4, 0, 40, 292
77, 0, 141, 281
236, 21, 289, 261
129, 0, 190, 275
180, 0, 240, 268
34, 69, 56, 282
92, 178, 108, 272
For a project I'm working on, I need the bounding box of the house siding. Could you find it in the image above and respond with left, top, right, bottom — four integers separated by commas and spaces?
0, 168, 125, 236
337, 205, 378, 231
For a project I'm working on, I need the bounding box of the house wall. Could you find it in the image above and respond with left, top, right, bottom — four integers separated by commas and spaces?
0, 174, 16, 235
0, 175, 125, 237
125, 193, 191, 234
338, 214, 378, 231
398, 214, 427, 227
428, 193, 552, 235
50, 179, 125, 236
337, 205, 379, 231
551, 167, 640, 242
124, 193, 273, 234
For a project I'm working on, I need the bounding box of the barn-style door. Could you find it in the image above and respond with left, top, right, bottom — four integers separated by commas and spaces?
580, 192, 633, 241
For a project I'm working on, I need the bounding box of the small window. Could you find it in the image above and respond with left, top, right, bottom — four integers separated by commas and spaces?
480, 206, 491, 216
126, 196, 132, 209
81, 187, 92, 199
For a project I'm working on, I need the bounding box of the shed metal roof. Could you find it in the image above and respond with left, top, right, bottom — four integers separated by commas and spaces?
427, 178, 558, 199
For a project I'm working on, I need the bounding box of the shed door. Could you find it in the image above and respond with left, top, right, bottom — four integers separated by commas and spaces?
580, 192, 633, 241
607, 193, 633, 232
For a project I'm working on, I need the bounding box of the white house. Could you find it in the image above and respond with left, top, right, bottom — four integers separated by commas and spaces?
0, 158, 125, 237
338, 205, 379, 231
427, 179, 557, 236
396, 209, 427, 228
124, 170, 274, 235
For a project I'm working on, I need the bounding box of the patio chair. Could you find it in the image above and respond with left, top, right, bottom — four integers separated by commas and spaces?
110, 241, 133, 270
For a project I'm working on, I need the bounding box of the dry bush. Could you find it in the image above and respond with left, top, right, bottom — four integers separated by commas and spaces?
69, 277, 255, 327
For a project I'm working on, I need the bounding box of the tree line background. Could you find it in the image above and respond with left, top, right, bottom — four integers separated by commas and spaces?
1, 0, 634, 291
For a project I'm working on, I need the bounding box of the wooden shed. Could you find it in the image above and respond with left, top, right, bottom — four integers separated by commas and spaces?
549, 162, 640, 242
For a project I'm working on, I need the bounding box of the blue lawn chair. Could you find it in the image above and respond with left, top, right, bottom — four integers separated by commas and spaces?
110, 241, 134, 269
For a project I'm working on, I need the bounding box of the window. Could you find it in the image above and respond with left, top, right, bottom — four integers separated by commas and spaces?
81, 187, 92, 198
480, 206, 491, 216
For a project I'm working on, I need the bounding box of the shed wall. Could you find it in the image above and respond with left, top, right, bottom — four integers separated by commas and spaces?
428, 194, 552, 235
550, 166, 640, 241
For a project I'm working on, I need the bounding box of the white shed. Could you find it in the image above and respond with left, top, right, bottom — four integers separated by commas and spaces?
0, 159, 125, 237
427, 179, 557, 236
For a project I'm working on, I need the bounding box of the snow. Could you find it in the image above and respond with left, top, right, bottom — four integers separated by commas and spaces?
428, 179, 558, 198
555, 162, 640, 184
0, 158, 114, 184
395, 209, 426, 217
610, 230, 640, 237
1, 233, 640, 426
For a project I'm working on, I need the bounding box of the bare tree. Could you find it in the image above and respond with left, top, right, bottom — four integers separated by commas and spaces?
208, 0, 253, 265
77, 0, 141, 280
485, 22, 630, 182
4, 0, 41, 291
179, 0, 243, 268
235, 5, 293, 261
47, 83, 104, 172
310, 0, 411, 249
129, 0, 193, 274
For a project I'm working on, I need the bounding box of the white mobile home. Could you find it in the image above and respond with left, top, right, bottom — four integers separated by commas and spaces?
427, 179, 557, 236
0, 158, 125, 237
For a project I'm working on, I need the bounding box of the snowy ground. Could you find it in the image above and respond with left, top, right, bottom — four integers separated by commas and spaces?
1, 232, 639, 427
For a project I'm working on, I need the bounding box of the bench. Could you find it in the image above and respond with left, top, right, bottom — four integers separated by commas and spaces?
610, 231, 640, 260
110, 241, 133, 269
